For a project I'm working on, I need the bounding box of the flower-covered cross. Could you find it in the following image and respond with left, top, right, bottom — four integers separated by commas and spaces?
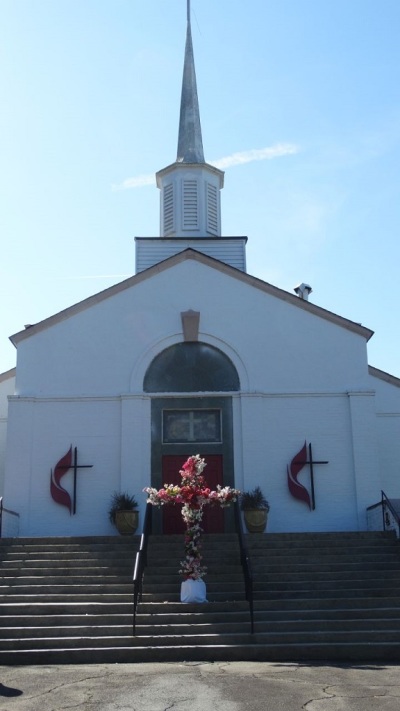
144, 454, 240, 580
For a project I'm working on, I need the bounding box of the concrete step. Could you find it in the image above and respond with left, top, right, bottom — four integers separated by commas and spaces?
0, 599, 249, 615
0, 621, 253, 639
1, 575, 134, 585
249, 546, 400, 566
0, 570, 242, 583
5, 627, 400, 652
253, 595, 400, 609
0, 543, 140, 555
0, 631, 254, 650
253, 576, 400, 590
253, 606, 400, 621
0, 584, 135, 595
0, 563, 134, 573
253, 562, 400, 574
3, 606, 400, 627
4, 615, 400, 640
0, 546, 137, 562
0, 609, 251, 627
245, 531, 397, 544
2, 641, 400, 665
253, 589, 400, 600
1, 579, 244, 595
246, 544, 399, 553
0, 593, 134, 603
3, 592, 400, 608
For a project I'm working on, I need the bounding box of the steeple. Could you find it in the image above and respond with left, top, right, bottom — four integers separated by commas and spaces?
176, 0, 204, 163
135, 2, 246, 274
136, 0, 247, 273
155, 1, 224, 239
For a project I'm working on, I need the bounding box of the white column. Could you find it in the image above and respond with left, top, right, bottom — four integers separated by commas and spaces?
4, 397, 35, 536
348, 390, 382, 529
120, 395, 151, 532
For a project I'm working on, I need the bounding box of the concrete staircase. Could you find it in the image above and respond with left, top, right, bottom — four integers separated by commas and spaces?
1, 531, 400, 663
0, 536, 141, 664
247, 531, 400, 661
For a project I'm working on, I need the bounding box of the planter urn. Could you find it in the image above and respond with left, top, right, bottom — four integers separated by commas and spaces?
115, 510, 139, 535
244, 508, 268, 533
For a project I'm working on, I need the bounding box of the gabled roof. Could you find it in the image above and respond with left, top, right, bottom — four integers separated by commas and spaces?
10, 249, 374, 347
0, 367, 16, 382
369, 365, 400, 388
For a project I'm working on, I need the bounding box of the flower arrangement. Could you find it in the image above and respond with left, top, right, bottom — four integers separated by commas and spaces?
144, 454, 240, 580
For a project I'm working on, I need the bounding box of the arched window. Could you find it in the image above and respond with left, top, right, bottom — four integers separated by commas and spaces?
144, 343, 240, 393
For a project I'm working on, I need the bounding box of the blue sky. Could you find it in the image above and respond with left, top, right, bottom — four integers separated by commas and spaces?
1, 0, 399, 376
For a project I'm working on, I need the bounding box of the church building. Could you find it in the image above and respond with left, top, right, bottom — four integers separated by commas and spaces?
1, 5, 400, 538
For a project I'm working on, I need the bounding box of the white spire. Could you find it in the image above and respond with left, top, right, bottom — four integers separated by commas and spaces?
176, 0, 204, 163
155, 1, 225, 241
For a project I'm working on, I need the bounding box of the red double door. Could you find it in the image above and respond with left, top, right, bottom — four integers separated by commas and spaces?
162, 454, 224, 534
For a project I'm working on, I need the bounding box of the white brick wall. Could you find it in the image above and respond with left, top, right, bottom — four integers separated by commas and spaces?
4, 258, 397, 536
0, 370, 15, 498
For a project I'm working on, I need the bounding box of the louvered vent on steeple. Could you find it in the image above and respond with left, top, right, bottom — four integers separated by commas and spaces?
163, 184, 174, 234
206, 182, 218, 235
183, 179, 198, 229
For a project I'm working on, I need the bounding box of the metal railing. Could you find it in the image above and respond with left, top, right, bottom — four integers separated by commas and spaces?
0, 497, 20, 538
381, 490, 400, 536
132, 503, 152, 635
234, 500, 255, 634
366, 491, 400, 538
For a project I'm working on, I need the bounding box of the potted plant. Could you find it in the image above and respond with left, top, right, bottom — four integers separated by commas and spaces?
240, 486, 270, 533
108, 492, 139, 535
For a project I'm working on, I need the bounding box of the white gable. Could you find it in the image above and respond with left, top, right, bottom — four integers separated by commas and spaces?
11, 253, 372, 398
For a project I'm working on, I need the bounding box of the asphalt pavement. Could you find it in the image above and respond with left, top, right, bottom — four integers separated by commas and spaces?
1, 661, 400, 710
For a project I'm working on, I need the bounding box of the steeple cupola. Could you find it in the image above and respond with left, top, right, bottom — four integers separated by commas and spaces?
156, 1, 224, 238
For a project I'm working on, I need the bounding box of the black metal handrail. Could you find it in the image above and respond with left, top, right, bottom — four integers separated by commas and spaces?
234, 500, 255, 634
381, 490, 400, 532
132, 502, 152, 635
0, 497, 20, 538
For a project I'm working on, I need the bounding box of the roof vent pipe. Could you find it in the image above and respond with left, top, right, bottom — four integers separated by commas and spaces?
294, 283, 312, 301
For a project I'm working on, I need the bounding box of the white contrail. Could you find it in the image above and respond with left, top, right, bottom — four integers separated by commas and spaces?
211, 143, 299, 169
112, 143, 300, 191
49, 274, 131, 280
112, 174, 155, 191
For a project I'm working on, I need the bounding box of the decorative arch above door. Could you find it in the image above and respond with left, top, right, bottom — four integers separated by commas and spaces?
143, 342, 240, 393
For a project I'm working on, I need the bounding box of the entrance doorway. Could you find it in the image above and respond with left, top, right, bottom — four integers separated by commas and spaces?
150, 397, 235, 534
144, 342, 240, 535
